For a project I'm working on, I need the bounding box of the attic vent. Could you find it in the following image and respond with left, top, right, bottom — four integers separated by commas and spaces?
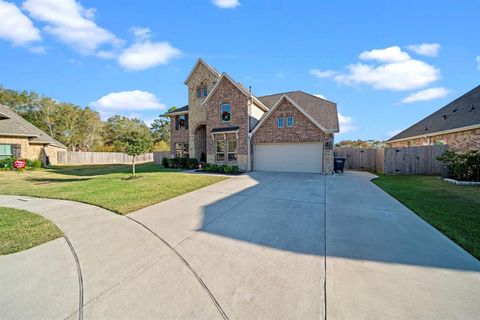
452, 108, 458, 112
425, 126, 428, 131
442, 114, 447, 120
470, 105, 476, 112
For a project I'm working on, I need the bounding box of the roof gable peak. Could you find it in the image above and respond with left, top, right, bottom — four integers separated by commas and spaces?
184, 58, 221, 85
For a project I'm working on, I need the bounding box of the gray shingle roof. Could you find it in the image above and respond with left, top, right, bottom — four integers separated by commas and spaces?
389, 85, 480, 141
166, 105, 188, 115
0, 104, 67, 149
258, 91, 339, 132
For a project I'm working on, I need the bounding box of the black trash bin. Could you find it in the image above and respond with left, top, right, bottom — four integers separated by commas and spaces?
334, 157, 346, 173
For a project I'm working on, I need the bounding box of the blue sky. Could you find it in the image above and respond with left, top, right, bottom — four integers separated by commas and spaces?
0, 0, 479, 141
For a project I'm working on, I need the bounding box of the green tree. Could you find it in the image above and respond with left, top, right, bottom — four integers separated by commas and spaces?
102, 115, 150, 152
119, 128, 153, 177
150, 106, 177, 143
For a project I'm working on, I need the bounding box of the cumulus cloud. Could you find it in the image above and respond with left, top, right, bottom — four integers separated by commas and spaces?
90, 90, 166, 111
22, 0, 121, 54
406, 43, 441, 57
334, 46, 440, 91
338, 113, 357, 134
212, 0, 240, 8
118, 41, 182, 71
314, 94, 326, 99
130, 26, 152, 42
359, 46, 410, 63
310, 69, 337, 78
401, 87, 449, 103
0, 0, 40, 45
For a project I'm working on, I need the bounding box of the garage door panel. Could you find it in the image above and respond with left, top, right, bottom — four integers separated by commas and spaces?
254, 143, 323, 173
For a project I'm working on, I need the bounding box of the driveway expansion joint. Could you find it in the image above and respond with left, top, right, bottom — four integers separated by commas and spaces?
126, 216, 230, 320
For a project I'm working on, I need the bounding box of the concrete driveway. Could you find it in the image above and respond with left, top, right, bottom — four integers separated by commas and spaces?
0, 171, 479, 320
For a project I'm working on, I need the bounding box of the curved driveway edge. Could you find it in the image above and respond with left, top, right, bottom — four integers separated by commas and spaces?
0, 195, 223, 320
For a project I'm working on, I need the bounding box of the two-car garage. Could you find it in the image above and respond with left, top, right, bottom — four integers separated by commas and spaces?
253, 142, 324, 173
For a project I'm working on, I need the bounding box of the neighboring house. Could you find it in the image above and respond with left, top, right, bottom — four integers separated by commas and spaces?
167, 59, 339, 173
387, 85, 480, 151
0, 104, 66, 165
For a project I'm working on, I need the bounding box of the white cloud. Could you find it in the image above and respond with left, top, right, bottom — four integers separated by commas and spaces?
359, 46, 410, 63
212, 0, 240, 8
0, 0, 40, 45
401, 87, 449, 103
338, 113, 357, 134
118, 41, 182, 71
310, 68, 337, 78
314, 94, 326, 99
477, 56, 480, 70
406, 43, 441, 57
334, 46, 440, 91
130, 26, 151, 42
22, 0, 121, 54
90, 90, 166, 111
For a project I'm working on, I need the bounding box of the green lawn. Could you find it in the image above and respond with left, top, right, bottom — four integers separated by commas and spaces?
0, 207, 63, 255
373, 175, 480, 260
0, 163, 226, 215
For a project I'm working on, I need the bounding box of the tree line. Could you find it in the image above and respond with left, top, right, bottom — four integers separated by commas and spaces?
0, 86, 174, 152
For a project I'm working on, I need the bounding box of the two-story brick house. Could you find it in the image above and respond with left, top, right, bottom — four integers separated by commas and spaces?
168, 59, 339, 173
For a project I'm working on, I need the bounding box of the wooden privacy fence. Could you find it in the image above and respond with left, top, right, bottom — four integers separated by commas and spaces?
334, 145, 448, 175
153, 151, 170, 164
57, 151, 153, 165
383, 145, 447, 175
334, 147, 385, 173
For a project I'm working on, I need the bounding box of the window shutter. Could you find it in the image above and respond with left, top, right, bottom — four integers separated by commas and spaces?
175, 116, 179, 130
12, 144, 21, 158
185, 115, 189, 129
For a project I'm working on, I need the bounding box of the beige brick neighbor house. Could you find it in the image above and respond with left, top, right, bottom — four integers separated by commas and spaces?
0, 104, 66, 165
387, 85, 480, 151
167, 59, 339, 173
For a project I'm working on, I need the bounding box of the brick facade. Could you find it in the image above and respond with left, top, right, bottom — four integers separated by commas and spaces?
252, 98, 326, 144
185, 61, 220, 158
387, 128, 480, 152
205, 77, 250, 170
251, 97, 334, 173
169, 119, 189, 157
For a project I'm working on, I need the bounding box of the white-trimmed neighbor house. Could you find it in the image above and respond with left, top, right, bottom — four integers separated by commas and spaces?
167, 59, 339, 173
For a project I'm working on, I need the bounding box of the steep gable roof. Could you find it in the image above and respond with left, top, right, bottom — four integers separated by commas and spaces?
257, 91, 339, 132
0, 104, 66, 148
389, 85, 480, 141
184, 58, 221, 85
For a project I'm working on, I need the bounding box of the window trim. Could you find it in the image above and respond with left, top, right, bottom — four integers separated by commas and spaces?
0, 144, 13, 160
227, 140, 237, 162
277, 116, 284, 128
287, 116, 294, 127
216, 140, 226, 162
220, 103, 232, 123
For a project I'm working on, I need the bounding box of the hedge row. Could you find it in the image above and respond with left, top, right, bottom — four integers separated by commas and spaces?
0, 158, 42, 171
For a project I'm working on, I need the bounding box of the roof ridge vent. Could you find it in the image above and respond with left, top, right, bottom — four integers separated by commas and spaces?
442, 114, 447, 120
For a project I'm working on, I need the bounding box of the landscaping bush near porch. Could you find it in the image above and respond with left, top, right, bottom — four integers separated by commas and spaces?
203, 163, 240, 174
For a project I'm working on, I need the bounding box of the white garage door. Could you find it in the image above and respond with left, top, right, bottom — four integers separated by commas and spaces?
254, 143, 323, 173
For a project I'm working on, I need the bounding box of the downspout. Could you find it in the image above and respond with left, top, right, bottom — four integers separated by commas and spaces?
248, 133, 252, 171
247, 97, 252, 171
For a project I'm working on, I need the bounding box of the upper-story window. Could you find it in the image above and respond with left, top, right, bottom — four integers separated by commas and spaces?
221, 103, 231, 122
287, 116, 294, 127
196, 82, 208, 98
277, 116, 284, 128
175, 114, 188, 130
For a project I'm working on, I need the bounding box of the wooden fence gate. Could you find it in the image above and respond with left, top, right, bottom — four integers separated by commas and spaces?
334, 145, 448, 175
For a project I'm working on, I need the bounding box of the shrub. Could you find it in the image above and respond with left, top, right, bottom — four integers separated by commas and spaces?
178, 157, 188, 168
161, 157, 169, 168
438, 150, 480, 181
0, 157, 14, 170
26, 159, 42, 169
187, 158, 199, 169
202, 163, 240, 175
